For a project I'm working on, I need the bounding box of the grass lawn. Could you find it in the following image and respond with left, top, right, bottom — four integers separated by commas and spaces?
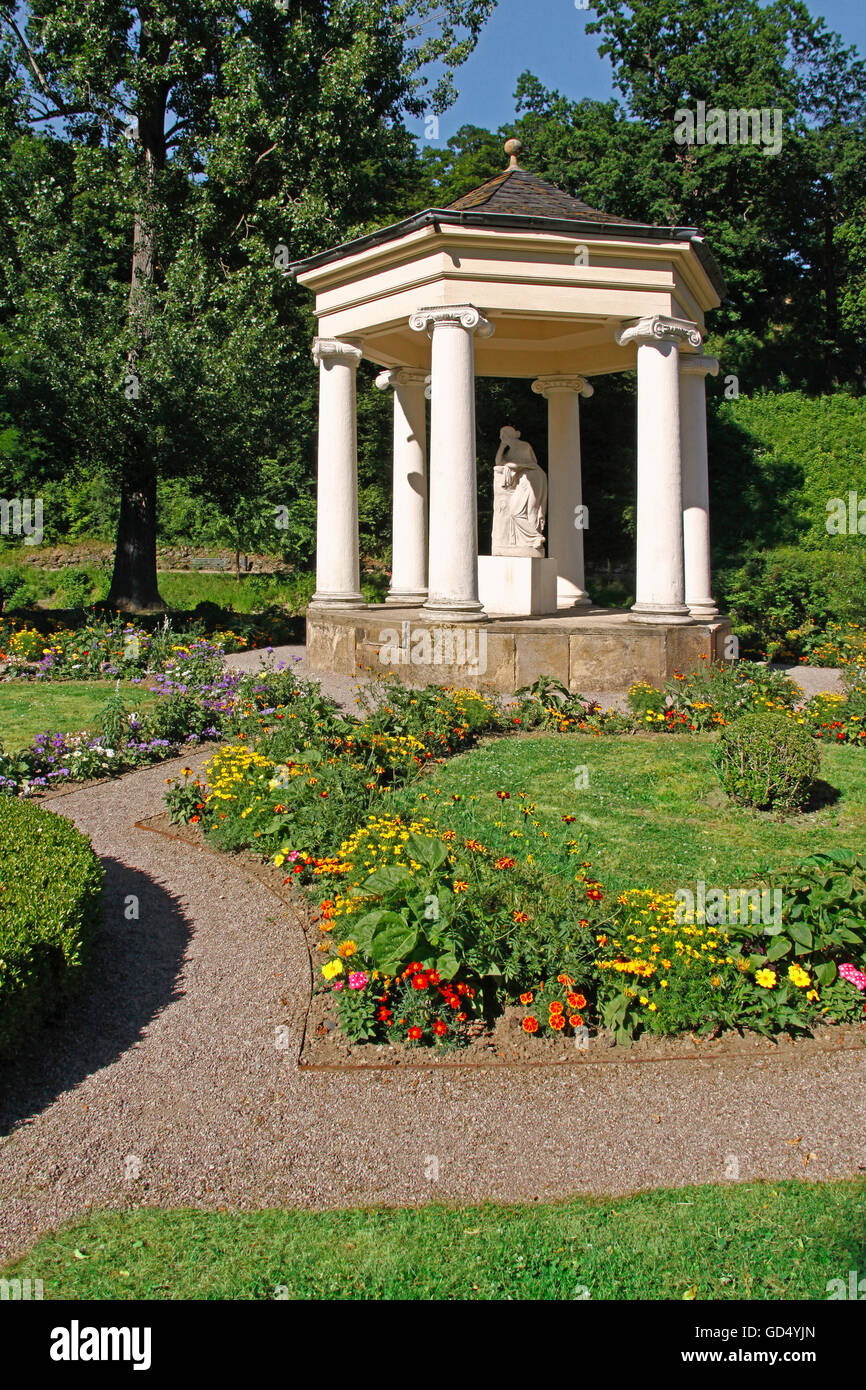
0, 680, 159, 751
3, 1180, 863, 1300
419, 733, 866, 894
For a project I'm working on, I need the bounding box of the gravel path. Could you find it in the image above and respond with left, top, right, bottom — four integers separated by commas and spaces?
1, 741, 865, 1263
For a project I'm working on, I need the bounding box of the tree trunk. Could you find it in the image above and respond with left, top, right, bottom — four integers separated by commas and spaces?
107, 467, 165, 612
108, 53, 167, 614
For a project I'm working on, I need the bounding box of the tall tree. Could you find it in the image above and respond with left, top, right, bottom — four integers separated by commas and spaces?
0, 0, 496, 610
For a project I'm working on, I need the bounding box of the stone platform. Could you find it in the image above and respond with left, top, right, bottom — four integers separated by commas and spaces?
306, 604, 733, 693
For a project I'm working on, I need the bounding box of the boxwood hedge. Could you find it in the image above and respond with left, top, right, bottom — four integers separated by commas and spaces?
0, 797, 103, 1061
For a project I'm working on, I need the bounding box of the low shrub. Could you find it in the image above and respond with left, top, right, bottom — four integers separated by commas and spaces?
0, 798, 103, 1060
711, 711, 820, 812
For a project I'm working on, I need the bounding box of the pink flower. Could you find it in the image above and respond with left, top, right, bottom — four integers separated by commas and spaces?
332, 980, 344, 991
287, 850, 301, 862
347, 971, 368, 991
840, 963, 866, 992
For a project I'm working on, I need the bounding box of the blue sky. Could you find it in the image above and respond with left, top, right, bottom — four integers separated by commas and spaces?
415, 0, 866, 144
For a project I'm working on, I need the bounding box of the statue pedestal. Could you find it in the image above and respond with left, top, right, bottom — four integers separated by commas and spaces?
478, 555, 558, 616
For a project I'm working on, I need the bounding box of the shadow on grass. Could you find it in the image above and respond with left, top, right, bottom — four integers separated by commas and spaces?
0, 856, 191, 1136
804, 779, 842, 813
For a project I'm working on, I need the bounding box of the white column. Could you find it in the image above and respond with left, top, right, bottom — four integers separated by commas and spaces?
532, 374, 594, 608
375, 368, 428, 605
310, 337, 365, 606
680, 353, 719, 618
409, 304, 493, 620
615, 315, 701, 624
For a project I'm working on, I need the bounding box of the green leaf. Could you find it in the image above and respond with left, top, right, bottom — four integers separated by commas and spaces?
436, 951, 460, 979
350, 909, 406, 953
369, 918, 419, 975
788, 921, 813, 949
814, 961, 837, 987
764, 936, 792, 962
405, 832, 449, 871
363, 865, 414, 895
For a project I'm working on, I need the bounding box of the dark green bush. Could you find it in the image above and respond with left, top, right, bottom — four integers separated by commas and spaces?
711, 712, 821, 813
0, 798, 103, 1060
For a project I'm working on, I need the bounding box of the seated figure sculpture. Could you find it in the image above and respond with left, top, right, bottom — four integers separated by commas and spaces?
491, 425, 548, 558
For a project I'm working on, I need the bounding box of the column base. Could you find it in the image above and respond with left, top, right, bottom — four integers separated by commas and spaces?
630, 601, 693, 625
422, 598, 487, 622
557, 582, 592, 610
687, 600, 719, 619
310, 591, 366, 608
386, 589, 428, 606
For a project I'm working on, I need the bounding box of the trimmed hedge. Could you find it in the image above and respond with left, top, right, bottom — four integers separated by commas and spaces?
711, 712, 821, 813
0, 797, 103, 1061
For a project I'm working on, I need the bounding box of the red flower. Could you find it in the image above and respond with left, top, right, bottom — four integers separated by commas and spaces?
549, 1014, 566, 1031
587, 885, 603, 901
496, 790, 511, 800
407, 1026, 422, 1040
495, 857, 516, 870
433, 1020, 447, 1036
522, 1016, 539, 1033
412, 974, 429, 990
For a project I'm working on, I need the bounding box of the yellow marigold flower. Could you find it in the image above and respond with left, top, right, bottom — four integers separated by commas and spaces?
321, 958, 343, 980
755, 968, 777, 988
787, 963, 810, 988
337, 940, 357, 959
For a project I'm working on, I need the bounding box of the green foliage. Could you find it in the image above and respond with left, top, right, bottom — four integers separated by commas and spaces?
712, 711, 821, 812
751, 850, 866, 981
0, 796, 103, 1059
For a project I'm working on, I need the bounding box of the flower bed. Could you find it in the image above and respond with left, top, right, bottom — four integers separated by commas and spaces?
163, 661, 866, 1053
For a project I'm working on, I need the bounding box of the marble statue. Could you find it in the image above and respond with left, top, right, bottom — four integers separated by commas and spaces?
491, 425, 548, 558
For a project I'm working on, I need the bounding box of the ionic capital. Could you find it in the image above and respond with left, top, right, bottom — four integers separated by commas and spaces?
615, 315, 702, 350
532, 374, 594, 399
679, 352, 720, 378
374, 367, 429, 391
312, 337, 363, 368
409, 304, 494, 338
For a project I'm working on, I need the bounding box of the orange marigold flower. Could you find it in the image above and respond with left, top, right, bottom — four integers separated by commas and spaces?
495, 857, 516, 870
521, 1016, 539, 1034
519, 991, 534, 1005
548, 1014, 566, 1031
569, 1014, 584, 1029
513, 911, 529, 924
567, 992, 587, 1009
557, 974, 573, 987
453, 880, 469, 893
549, 1001, 564, 1015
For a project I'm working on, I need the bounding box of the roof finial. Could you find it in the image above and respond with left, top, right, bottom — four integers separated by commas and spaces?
504, 137, 522, 169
